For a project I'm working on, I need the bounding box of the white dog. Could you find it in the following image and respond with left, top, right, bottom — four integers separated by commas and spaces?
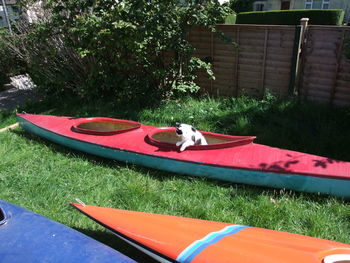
175, 123, 208, 151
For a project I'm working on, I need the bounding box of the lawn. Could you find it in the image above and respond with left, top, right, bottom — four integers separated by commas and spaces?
1, 94, 350, 262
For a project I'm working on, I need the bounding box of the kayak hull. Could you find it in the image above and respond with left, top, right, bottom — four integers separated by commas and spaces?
71, 203, 350, 263
17, 113, 350, 199
0, 200, 135, 263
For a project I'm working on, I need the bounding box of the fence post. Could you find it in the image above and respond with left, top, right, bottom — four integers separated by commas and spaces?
330, 29, 346, 105
260, 27, 268, 97
288, 25, 301, 95
299, 18, 309, 44
295, 18, 309, 96
210, 30, 214, 95
233, 27, 240, 97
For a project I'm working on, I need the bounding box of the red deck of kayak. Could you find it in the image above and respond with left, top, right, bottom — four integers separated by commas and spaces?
17, 113, 350, 180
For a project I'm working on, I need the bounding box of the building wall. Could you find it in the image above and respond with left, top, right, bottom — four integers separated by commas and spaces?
266, 0, 297, 10
294, 0, 349, 10
293, 0, 350, 23
254, 0, 350, 23
269, 0, 282, 9
5, 0, 17, 4
292, 0, 305, 9
254, 0, 300, 9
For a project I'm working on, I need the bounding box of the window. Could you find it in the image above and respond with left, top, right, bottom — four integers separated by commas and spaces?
253, 1, 266, 11
256, 4, 264, 11
0, 6, 3, 11
305, 0, 329, 9
322, 0, 329, 9
281, 1, 290, 10
305, 0, 312, 9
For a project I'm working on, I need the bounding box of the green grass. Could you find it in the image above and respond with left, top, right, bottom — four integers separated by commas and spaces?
0, 110, 17, 129
0, 95, 350, 262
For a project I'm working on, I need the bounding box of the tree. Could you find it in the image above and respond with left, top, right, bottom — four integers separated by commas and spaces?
5, 0, 229, 102
228, 0, 255, 13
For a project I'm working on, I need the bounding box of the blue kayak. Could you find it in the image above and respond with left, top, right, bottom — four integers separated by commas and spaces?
0, 200, 135, 263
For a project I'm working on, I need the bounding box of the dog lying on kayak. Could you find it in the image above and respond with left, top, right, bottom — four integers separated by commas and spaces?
175, 123, 208, 151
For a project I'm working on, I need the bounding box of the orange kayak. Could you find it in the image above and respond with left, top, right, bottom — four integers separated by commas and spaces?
71, 203, 350, 263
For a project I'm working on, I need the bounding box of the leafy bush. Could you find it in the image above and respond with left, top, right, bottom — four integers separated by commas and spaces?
0, 28, 27, 87
6, 0, 229, 102
236, 9, 345, 25
225, 13, 237, 24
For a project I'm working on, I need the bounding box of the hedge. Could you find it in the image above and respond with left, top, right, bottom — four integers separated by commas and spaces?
236, 9, 345, 25
225, 13, 237, 24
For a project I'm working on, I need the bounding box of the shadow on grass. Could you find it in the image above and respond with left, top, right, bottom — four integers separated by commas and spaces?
0, 110, 14, 120
72, 228, 158, 263
12, 129, 178, 181
208, 97, 350, 161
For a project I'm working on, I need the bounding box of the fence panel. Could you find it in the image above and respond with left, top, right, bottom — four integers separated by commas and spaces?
185, 24, 350, 107
189, 24, 298, 98
189, 26, 213, 93
299, 26, 350, 107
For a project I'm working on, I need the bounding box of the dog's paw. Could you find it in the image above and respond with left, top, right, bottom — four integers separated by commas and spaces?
180, 145, 187, 151
176, 141, 182, 147
179, 140, 194, 151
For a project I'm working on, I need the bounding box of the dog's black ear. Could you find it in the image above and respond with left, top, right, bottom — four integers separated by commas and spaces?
191, 127, 197, 132
176, 122, 180, 127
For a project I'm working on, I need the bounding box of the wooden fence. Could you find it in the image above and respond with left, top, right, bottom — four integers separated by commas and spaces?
190, 25, 298, 98
299, 26, 350, 106
188, 23, 350, 107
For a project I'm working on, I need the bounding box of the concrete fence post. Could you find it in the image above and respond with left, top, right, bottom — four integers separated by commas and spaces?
294, 18, 309, 95
300, 18, 309, 48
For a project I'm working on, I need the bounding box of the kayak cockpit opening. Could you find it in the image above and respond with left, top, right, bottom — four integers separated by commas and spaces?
321, 249, 350, 263
0, 207, 8, 226
72, 117, 141, 135
323, 254, 350, 263
147, 127, 255, 150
